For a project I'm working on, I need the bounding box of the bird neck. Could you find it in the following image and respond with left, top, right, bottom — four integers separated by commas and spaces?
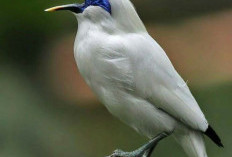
76, 15, 119, 38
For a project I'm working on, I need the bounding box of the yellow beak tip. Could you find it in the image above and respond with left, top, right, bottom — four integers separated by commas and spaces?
44, 7, 59, 12
44, 9, 53, 12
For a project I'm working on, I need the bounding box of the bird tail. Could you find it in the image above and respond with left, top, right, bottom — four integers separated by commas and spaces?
204, 125, 223, 147
173, 128, 208, 157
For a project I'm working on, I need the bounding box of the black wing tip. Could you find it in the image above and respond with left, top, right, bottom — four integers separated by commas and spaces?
205, 125, 224, 148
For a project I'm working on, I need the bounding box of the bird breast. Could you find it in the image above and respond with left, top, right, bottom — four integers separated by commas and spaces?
74, 31, 134, 95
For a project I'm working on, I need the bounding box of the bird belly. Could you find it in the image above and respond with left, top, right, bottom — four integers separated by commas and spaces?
95, 87, 177, 138
74, 36, 177, 138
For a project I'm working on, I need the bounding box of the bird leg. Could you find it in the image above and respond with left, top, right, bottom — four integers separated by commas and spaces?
107, 132, 169, 157
143, 145, 155, 157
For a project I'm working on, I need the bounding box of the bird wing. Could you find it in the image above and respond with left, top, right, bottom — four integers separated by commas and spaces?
116, 33, 209, 131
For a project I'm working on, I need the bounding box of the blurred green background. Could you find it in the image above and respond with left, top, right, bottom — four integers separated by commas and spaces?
1, 0, 232, 157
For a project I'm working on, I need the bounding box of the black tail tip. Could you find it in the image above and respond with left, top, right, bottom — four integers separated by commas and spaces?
205, 125, 224, 147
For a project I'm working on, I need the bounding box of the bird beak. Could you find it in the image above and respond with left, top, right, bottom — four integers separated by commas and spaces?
45, 4, 84, 13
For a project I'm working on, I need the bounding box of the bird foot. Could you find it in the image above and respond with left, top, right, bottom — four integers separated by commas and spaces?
106, 132, 170, 157
106, 149, 144, 157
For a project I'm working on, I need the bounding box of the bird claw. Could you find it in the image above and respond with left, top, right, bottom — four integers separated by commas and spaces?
113, 149, 124, 154
106, 132, 170, 157
106, 149, 143, 157
106, 149, 129, 157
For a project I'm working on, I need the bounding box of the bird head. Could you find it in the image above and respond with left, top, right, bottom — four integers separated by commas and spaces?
45, 0, 146, 33
45, 0, 111, 15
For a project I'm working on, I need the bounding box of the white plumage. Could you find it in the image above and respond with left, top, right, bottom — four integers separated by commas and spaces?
74, 2, 208, 156
46, 0, 223, 156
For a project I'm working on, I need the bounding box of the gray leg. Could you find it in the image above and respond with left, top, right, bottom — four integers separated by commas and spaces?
107, 132, 169, 157
143, 145, 155, 157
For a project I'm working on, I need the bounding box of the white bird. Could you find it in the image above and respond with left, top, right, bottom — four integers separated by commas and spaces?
45, 0, 223, 157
